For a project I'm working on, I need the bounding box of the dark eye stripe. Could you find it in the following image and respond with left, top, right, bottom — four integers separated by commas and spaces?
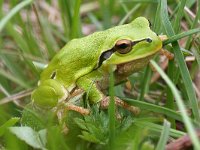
96, 38, 152, 69
97, 49, 115, 69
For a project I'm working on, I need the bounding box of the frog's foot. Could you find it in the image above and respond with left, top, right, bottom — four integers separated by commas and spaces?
100, 96, 140, 115
160, 48, 174, 60
64, 103, 90, 115
159, 35, 168, 41
149, 48, 174, 72
158, 35, 174, 60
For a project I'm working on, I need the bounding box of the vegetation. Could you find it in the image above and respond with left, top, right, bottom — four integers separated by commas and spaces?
0, 0, 200, 149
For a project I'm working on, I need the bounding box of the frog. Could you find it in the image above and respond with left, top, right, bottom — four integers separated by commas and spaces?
31, 17, 162, 112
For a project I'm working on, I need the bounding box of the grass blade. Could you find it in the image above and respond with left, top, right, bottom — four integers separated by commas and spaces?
135, 121, 185, 138
0, 69, 29, 89
160, 0, 200, 122
118, 4, 141, 25
173, 0, 186, 33
70, 0, 82, 39
151, 60, 200, 149
0, 117, 20, 136
123, 98, 189, 123
0, 0, 33, 32
155, 120, 171, 150
185, 1, 200, 49
139, 1, 161, 101
163, 28, 200, 45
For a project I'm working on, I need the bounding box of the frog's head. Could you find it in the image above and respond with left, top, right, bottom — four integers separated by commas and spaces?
98, 17, 162, 70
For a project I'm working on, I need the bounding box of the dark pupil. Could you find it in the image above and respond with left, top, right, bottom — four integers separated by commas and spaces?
118, 43, 128, 49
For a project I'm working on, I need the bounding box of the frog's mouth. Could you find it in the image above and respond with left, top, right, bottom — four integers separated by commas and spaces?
112, 52, 157, 84
97, 38, 153, 69
115, 52, 158, 76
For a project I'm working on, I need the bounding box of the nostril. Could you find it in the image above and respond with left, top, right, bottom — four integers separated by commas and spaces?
146, 38, 152, 43
51, 71, 56, 79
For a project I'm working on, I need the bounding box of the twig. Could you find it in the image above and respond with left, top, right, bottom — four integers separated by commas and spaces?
166, 129, 200, 150
0, 89, 32, 105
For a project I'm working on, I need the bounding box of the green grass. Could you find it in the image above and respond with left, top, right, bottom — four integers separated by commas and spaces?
0, 0, 200, 149
151, 60, 200, 149
155, 120, 171, 150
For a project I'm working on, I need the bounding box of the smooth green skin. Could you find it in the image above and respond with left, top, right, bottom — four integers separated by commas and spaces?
32, 17, 162, 108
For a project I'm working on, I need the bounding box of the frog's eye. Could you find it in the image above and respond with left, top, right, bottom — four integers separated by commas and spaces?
115, 39, 132, 54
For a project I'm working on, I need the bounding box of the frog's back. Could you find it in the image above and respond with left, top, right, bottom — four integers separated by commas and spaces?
40, 19, 152, 88
40, 31, 107, 88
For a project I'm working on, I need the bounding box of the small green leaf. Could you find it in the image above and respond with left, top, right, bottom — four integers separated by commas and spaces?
74, 118, 88, 130
38, 129, 47, 147
21, 106, 46, 131
78, 131, 102, 144
9, 127, 47, 150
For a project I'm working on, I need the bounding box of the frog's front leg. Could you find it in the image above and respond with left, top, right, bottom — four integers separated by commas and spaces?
77, 74, 140, 115
76, 74, 104, 103
160, 48, 174, 60
100, 97, 140, 115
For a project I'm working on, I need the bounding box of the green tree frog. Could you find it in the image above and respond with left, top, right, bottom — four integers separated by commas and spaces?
31, 17, 162, 109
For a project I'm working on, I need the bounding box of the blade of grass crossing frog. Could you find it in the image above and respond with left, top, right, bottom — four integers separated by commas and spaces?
139, 0, 160, 101
108, 65, 115, 149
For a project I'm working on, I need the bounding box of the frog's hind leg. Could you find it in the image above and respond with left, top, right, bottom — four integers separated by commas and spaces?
158, 35, 174, 60
76, 72, 140, 115
100, 96, 140, 115
149, 48, 174, 72
64, 103, 90, 115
